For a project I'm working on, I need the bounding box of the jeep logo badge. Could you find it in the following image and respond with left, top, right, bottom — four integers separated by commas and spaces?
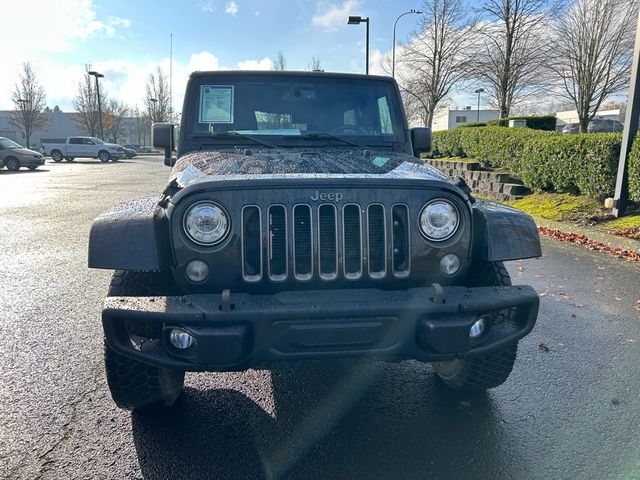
310, 191, 343, 202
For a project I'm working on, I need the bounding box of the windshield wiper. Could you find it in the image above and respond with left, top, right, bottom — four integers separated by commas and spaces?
192, 131, 276, 148
281, 133, 360, 148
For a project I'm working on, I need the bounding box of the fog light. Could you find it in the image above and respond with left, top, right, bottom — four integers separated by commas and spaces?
186, 259, 209, 283
169, 328, 195, 349
440, 253, 460, 275
469, 318, 485, 339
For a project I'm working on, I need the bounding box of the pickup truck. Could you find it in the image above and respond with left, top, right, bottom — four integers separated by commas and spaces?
43, 136, 125, 163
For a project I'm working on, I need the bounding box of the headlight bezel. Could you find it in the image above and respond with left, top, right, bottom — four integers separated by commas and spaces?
182, 200, 230, 246
418, 198, 461, 242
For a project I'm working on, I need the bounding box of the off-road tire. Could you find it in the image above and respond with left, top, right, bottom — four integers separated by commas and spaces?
98, 150, 110, 162
105, 270, 184, 411
51, 150, 63, 162
431, 260, 518, 391
5, 158, 20, 171
104, 339, 185, 412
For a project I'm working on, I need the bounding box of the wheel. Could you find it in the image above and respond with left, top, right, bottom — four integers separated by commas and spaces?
98, 150, 110, 162
65, 157, 74, 162
5, 158, 20, 171
104, 270, 184, 411
51, 150, 63, 162
28, 166, 38, 171
431, 261, 519, 391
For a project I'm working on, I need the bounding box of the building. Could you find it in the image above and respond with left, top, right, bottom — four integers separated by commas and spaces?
432, 107, 500, 131
0, 110, 150, 147
555, 108, 622, 128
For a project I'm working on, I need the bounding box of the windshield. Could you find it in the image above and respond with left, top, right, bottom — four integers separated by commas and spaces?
187, 75, 404, 146
0, 138, 23, 149
91, 137, 106, 144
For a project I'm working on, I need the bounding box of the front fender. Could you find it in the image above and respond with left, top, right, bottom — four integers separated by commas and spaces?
472, 202, 541, 262
88, 195, 171, 270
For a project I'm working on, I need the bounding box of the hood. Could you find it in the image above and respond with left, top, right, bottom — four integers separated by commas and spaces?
169, 148, 450, 188
13, 147, 42, 157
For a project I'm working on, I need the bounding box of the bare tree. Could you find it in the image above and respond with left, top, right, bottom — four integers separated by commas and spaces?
397, 0, 477, 127
272, 51, 287, 71
475, 0, 559, 118
145, 67, 171, 123
103, 99, 129, 143
131, 106, 150, 145
72, 69, 103, 136
9, 62, 48, 148
306, 56, 323, 71
552, 0, 636, 132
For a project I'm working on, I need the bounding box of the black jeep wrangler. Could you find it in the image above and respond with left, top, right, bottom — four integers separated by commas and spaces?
89, 71, 541, 411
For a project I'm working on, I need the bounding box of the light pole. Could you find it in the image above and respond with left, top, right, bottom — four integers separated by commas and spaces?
475, 88, 484, 122
348, 15, 370, 74
149, 98, 158, 122
88, 71, 105, 139
392, 9, 422, 78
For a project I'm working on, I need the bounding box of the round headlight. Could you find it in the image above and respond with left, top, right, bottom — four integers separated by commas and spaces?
183, 202, 229, 245
419, 200, 459, 241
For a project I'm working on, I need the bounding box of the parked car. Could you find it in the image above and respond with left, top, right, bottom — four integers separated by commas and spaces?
42, 136, 125, 162
90, 70, 542, 412
562, 119, 624, 134
123, 147, 137, 159
0, 137, 45, 171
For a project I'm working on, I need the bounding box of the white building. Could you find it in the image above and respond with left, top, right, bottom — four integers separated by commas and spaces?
555, 108, 621, 127
432, 107, 500, 131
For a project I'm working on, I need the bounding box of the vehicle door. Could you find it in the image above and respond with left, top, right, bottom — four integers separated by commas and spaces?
82, 137, 98, 157
66, 137, 85, 157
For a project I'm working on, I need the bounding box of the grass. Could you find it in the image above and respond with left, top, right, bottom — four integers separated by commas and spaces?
600, 213, 640, 230
506, 193, 602, 222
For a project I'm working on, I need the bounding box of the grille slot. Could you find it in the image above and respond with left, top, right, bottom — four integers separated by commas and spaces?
293, 205, 313, 280
241, 206, 262, 281
392, 204, 410, 276
318, 204, 338, 279
367, 204, 387, 278
268, 205, 287, 280
343, 204, 362, 279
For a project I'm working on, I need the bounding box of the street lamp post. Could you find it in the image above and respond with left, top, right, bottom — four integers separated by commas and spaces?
88, 71, 105, 140
474, 88, 484, 122
392, 9, 422, 78
348, 15, 370, 74
149, 98, 158, 122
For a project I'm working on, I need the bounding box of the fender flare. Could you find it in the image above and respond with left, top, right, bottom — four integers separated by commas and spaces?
88, 195, 171, 270
472, 201, 542, 262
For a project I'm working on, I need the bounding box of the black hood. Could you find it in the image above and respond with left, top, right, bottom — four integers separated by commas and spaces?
169, 148, 450, 187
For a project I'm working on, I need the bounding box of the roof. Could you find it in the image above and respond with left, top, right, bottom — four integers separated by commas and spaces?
188, 70, 395, 83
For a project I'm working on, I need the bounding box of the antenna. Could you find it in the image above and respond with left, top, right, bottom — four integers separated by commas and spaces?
170, 33, 173, 119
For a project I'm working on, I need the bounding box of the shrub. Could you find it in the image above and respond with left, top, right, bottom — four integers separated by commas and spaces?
629, 136, 640, 202
486, 115, 557, 131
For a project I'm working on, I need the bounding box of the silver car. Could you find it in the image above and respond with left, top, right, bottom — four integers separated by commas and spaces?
0, 137, 45, 171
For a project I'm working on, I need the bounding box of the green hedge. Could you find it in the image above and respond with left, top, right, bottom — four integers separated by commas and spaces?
486, 115, 557, 131
628, 137, 640, 202
432, 127, 626, 200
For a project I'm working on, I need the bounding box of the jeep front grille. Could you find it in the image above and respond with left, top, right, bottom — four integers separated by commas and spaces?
241, 203, 410, 282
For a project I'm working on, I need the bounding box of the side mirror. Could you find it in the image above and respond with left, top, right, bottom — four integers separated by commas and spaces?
153, 123, 176, 167
410, 127, 432, 158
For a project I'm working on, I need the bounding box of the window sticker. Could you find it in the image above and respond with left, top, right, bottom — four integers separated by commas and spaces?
199, 85, 234, 124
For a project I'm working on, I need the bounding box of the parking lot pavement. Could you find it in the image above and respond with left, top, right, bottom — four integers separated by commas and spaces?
1, 157, 640, 479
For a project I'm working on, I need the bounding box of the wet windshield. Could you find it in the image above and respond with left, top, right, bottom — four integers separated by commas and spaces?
188, 75, 403, 146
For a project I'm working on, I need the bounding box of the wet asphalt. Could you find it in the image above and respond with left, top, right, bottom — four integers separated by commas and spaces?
1, 157, 639, 480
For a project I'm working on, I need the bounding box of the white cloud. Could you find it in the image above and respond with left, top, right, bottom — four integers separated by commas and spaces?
312, 0, 360, 32
199, 0, 215, 12
237, 57, 273, 70
225, 1, 239, 15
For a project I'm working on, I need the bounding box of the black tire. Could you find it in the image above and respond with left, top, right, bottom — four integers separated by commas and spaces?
98, 150, 110, 162
5, 157, 20, 171
28, 166, 38, 171
431, 261, 518, 391
104, 339, 185, 412
65, 157, 74, 162
51, 150, 63, 162
105, 270, 184, 411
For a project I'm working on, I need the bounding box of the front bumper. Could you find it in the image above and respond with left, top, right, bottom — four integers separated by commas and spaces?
22, 158, 45, 167
103, 285, 539, 371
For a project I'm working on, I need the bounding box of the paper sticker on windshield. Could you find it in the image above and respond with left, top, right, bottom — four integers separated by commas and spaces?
199, 85, 234, 124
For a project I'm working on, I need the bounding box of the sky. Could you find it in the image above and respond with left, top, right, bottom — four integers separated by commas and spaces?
0, 0, 430, 113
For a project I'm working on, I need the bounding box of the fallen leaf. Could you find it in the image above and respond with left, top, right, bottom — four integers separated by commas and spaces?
611, 398, 621, 406
538, 342, 550, 352
571, 313, 577, 318
537, 227, 640, 263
